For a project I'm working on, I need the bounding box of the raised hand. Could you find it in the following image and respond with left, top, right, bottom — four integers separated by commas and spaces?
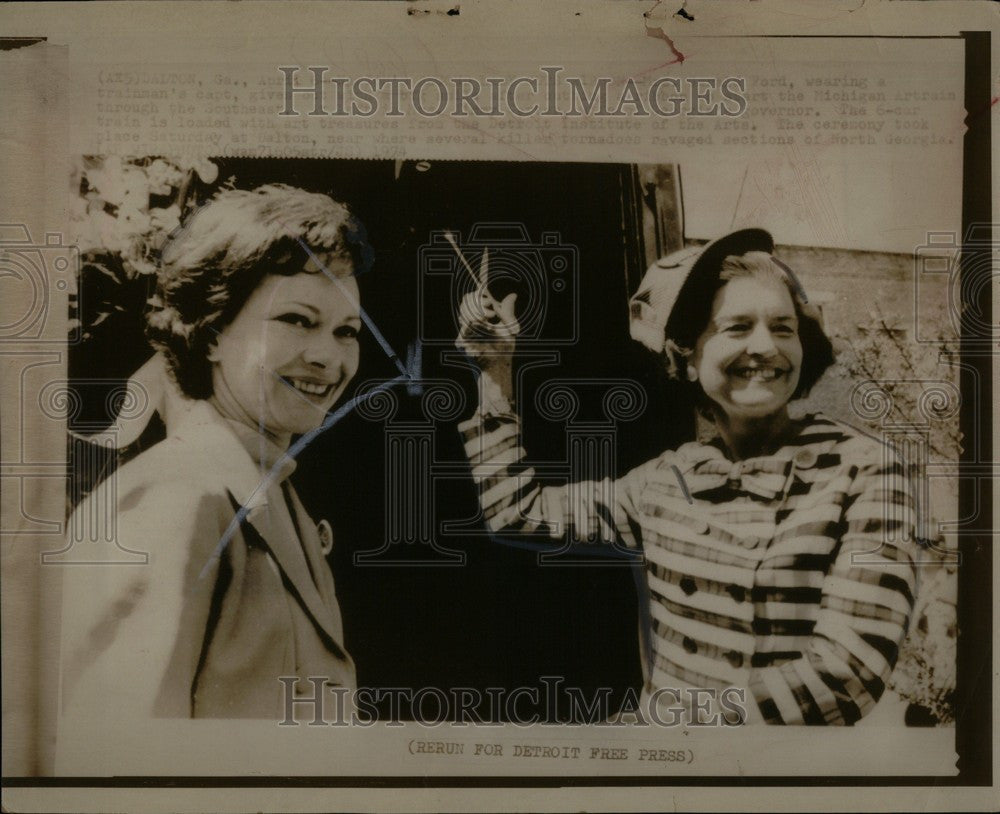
455, 282, 520, 367
453, 247, 519, 412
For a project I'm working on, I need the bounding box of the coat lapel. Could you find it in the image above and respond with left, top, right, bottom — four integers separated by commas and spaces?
284, 486, 342, 615
170, 401, 344, 647
240, 497, 345, 650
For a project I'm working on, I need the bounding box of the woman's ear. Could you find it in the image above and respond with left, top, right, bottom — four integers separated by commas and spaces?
686, 364, 699, 382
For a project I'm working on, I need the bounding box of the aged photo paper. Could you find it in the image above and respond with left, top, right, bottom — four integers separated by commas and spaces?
0, 1, 996, 812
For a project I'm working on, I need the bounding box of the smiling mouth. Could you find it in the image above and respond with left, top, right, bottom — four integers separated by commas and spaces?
728, 364, 787, 382
281, 376, 337, 399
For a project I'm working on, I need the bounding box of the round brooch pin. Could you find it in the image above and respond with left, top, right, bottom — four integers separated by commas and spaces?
793, 448, 818, 469
317, 519, 334, 555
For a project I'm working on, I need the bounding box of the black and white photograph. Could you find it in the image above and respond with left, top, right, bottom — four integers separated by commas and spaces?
0, 2, 994, 812
54, 157, 960, 730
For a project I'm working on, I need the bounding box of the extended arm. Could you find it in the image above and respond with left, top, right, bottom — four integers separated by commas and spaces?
456, 290, 645, 545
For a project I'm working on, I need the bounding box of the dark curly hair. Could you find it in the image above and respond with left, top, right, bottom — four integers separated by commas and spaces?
667, 250, 835, 402
147, 184, 373, 399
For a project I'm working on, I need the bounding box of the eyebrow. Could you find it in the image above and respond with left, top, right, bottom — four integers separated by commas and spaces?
281, 301, 321, 315
714, 313, 797, 324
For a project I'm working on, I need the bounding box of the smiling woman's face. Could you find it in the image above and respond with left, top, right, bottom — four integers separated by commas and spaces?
210, 263, 362, 438
691, 275, 803, 422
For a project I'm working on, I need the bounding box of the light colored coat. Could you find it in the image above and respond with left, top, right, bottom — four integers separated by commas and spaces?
59, 399, 355, 719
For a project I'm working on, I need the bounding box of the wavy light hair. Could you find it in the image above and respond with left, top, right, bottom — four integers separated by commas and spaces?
147, 184, 373, 399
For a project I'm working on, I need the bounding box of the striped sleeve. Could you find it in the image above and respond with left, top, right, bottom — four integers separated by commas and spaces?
747, 447, 918, 725
457, 408, 649, 545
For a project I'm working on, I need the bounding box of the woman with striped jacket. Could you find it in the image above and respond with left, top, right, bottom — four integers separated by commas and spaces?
456, 229, 918, 725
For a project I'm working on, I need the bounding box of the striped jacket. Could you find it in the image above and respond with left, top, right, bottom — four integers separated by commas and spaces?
459, 410, 918, 725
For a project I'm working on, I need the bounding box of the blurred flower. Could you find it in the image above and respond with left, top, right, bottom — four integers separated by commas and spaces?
85, 157, 150, 212
118, 204, 152, 236
192, 158, 218, 184
121, 235, 157, 277
92, 209, 127, 254
119, 166, 151, 212
146, 159, 185, 196
149, 204, 181, 235
71, 153, 224, 335
85, 156, 126, 205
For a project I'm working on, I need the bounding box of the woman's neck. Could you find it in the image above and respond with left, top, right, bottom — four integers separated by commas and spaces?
710, 407, 796, 460
209, 368, 291, 451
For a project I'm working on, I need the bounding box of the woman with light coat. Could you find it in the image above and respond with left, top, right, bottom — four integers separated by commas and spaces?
60, 185, 368, 719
